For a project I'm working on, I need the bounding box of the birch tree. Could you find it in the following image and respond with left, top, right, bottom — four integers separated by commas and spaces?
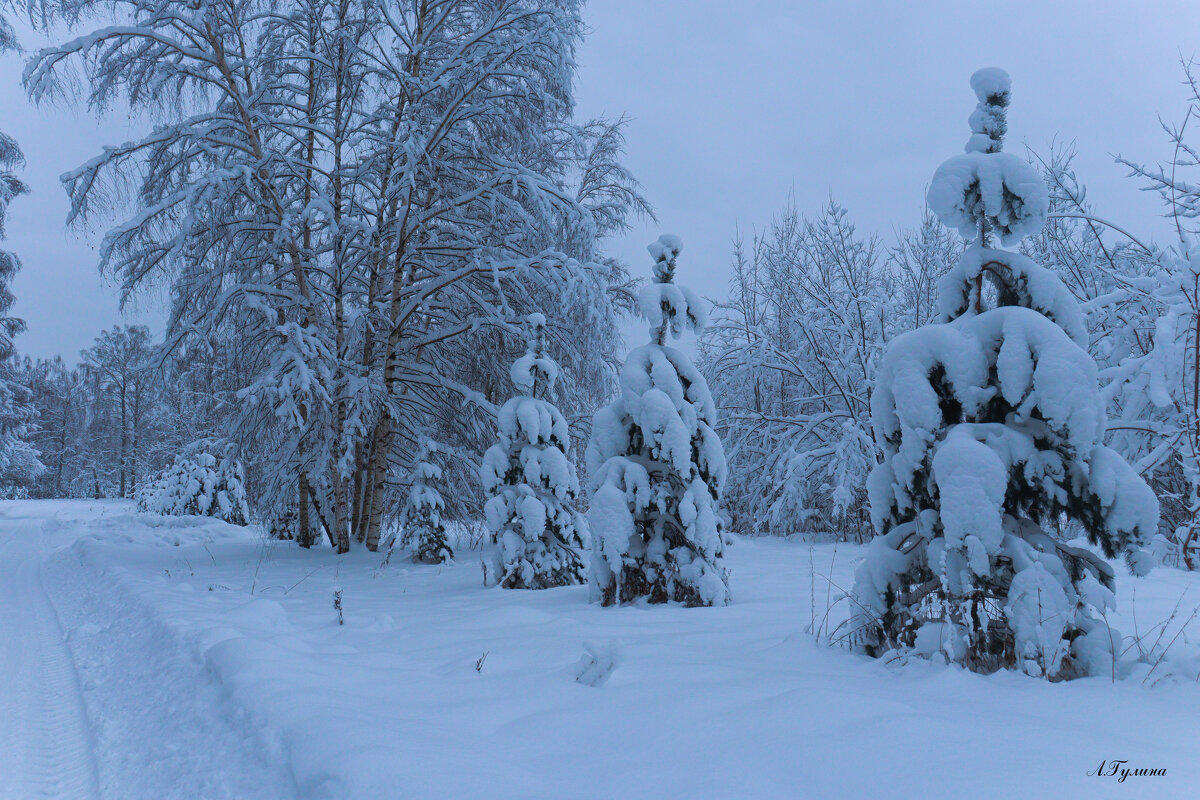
0, 3, 41, 488
27, 0, 644, 550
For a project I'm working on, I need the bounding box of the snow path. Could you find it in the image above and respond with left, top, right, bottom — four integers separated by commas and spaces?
5, 500, 1200, 798
0, 501, 297, 800
0, 509, 100, 800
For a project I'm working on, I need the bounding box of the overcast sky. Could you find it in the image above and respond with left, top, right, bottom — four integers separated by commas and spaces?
4, 0, 1200, 361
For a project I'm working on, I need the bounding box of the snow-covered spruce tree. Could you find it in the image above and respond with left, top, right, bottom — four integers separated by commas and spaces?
138, 450, 249, 525
587, 236, 729, 607
852, 69, 1158, 679
482, 313, 587, 589
401, 446, 452, 565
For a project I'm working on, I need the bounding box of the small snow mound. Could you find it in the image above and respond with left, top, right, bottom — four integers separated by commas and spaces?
221, 598, 292, 635
575, 640, 623, 687
73, 512, 250, 550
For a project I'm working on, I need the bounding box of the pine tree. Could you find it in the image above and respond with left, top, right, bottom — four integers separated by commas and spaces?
853, 69, 1158, 679
482, 313, 587, 589
401, 445, 452, 565
587, 236, 729, 607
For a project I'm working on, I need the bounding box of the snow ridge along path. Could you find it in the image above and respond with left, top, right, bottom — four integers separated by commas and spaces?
0, 509, 100, 800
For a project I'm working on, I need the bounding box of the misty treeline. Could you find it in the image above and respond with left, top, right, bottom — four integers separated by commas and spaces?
9, 325, 246, 501
3, 1, 1200, 571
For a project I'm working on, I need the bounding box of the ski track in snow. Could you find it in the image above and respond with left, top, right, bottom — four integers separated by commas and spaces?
0, 501, 297, 800
0, 510, 100, 800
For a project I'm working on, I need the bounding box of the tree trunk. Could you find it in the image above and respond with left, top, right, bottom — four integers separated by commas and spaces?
119, 381, 128, 498
298, 472, 314, 548
363, 416, 391, 551
131, 388, 141, 496
332, 471, 350, 554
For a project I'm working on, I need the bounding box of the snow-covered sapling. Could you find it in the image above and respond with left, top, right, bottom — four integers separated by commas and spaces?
481, 313, 588, 589
586, 235, 730, 607
852, 69, 1158, 679
401, 447, 453, 564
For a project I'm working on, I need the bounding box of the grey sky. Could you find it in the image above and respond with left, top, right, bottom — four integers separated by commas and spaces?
5, 0, 1200, 361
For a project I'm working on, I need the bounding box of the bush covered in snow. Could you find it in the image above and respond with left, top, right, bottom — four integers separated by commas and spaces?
481, 313, 587, 589
851, 70, 1158, 680
138, 451, 249, 525
586, 236, 730, 607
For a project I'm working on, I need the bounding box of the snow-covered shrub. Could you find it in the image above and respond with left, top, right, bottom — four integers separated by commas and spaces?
586, 236, 730, 607
264, 504, 301, 542
701, 202, 894, 540
851, 69, 1158, 680
401, 453, 452, 565
481, 313, 587, 589
1110, 61, 1200, 570
138, 451, 249, 525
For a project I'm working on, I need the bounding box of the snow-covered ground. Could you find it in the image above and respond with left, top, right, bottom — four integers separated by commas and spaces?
3, 499, 1200, 799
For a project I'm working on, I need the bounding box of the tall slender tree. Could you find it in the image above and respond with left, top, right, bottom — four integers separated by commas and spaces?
482, 313, 587, 589
588, 236, 729, 607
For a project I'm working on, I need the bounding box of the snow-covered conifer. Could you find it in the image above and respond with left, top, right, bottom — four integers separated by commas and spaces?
852, 70, 1158, 679
587, 236, 729, 607
482, 313, 587, 589
401, 447, 452, 565
138, 450, 249, 525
